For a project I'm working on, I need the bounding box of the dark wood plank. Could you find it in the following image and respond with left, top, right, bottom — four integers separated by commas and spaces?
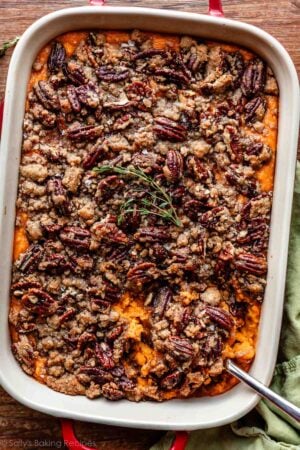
0, 1, 299, 448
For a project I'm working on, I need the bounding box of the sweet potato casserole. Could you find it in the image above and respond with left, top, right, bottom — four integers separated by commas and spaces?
9, 29, 279, 401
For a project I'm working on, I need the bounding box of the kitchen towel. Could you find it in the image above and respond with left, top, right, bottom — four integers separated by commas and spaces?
151, 163, 300, 450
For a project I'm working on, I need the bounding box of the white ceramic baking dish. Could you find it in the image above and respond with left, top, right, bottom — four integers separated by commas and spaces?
0, 4, 299, 434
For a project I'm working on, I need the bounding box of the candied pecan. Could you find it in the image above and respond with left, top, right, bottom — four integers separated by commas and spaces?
134, 227, 170, 243
79, 366, 112, 385
102, 382, 125, 400
77, 332, 96, 351
103, 282, 121, 303
153, 117, 187, 142
127, 262, 158, 286
22, 288, 57, 317
75, 83, 100, 108
234, 252, 267, 275
165, 336, 195, 361
225, 166, 258, 197
237, 218, 268, 247
108, 246, 130, 262
60, 226, 91, 250
103, 100, 136, 111
199, 206, 226, 230
186, 157, 211, 183
38, 254, 73, 274
63, 62, 86, 85
82, 145, 105, 169
58, 308, 76, 324
96, 175, 124, 200
41, 223, 62, 237
133, 48, 167, 60
241, 58, 266, 97
160, 370, 184, 390
16, 323, 37, 334
106, 325, 123, 341
12, 340, 35, 374
244, 96, 266, 122
47, 176, 70, 216
93, 221, 129, 245
12, 280, 41, 296
95, 342, 115, 369
118, 376, 135, 392
244, 142, 272, 168
113, 113, 133, 131
229, 134, 244, 162
96, 66, 130, 82
163, 150, 184, 183
153, 68, 190, 86
152, 243, 168, 262
66, 124, 103, 142
18, 244, 43, 273
31, 102, 57, 128
34, 81, 59, 110
126, 81, 152, 101
67, 85, 81, 112
183, 199, 202, 221
205, 306, 234, 331
119, 204, 141, 232
91, 298, 111, 313
153, 286, 172, 318
48, 42, 66, 73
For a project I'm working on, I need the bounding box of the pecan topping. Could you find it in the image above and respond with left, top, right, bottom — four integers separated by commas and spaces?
241, 58, 266, 97
34, 81, 59, 110
82, 145, 105, 169
63, 62, 86, 85
75, 83, 100, 108
95, 342, 115, 369
153, 68, 190, 86
102, 382, 125, 400
205, 306, 234, 330
96, 175, 124, 200
67, 85, 81, 112
153, 286, 172, 318
166, 336, 195, 361
38, 254, 73, 274
235, 252, 267, 275
96, 66, 130, 82
127, 262, 158, 286
66, 124, 103, 142
134, 227, 170, 243
48, 42, 66, 73
12, 280, 42, 296
18, 244, 43, 273
60, 226, 91, 250
79, 366, 112, 385
22, 288, 57, 317
133, 49, 166, 60
47, 176, 70, 216
160, 370, 184, 390
106, 326, 123, 341
163, 150, 184, 183
153, 117, 187, 142
244, 96, 266, 122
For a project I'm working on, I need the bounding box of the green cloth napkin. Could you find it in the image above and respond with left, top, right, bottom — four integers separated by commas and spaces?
151, 163, 300, 450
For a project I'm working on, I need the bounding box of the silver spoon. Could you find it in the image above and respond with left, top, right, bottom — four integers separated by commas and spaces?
226, 360, 300, 423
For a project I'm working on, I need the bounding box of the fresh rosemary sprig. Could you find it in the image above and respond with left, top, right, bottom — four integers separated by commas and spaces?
0, 36, 20, 58
93, 165, 182, 227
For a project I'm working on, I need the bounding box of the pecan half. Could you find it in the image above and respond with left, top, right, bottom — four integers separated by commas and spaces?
160, 370, 184, 390
66, 124, 103, 142
34, 81, 59, 111
106, 325, 123, 342
134, 227, 170, 243
75, 83, 100, 109
82, 145, 105, 169
102, 382, 125, 400
38, 253, 73, 274
96, 66, 130, 82
79, 366, 112, 385
163, 150, 184, 183
18, 244, 43, 273
199, 206, 227, 230
244, 96, 266, 122
96, 175, 124, 201
12, 340, 35, 375
153, 68, 190, 86
12, 280, 41, 296
67, 85, 81, 112
77, 332, 96, 351
22, 288, 57, 317
63, 62, 86, 85
48, 42, 66, 73
241, 58, 266, 97
47, 176, 70, 216
205, 306, 234, 330
153, 286, 172, 318
127, 262, 158, 286
133, 49, 166, 61
166, 336, 195, 361
153, 117, 187, 142
60, 226, 91, 250
235, 252, 267, 275
95, 342, 115, 369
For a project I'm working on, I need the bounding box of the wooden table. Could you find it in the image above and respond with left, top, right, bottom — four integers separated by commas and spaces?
0, 1, 299, 449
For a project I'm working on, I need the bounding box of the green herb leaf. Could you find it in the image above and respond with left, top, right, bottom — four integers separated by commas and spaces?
93, 165, 182, 227
0, 36, 20, 58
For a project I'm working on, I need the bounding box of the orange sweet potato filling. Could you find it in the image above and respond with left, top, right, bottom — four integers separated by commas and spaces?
12, 30, 278, 399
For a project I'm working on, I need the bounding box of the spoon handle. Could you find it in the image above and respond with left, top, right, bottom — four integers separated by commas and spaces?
226, 360, 300, 423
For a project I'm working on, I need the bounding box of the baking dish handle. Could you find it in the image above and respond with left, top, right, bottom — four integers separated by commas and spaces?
61, 420, 189, 450
208, 0, 224, 17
